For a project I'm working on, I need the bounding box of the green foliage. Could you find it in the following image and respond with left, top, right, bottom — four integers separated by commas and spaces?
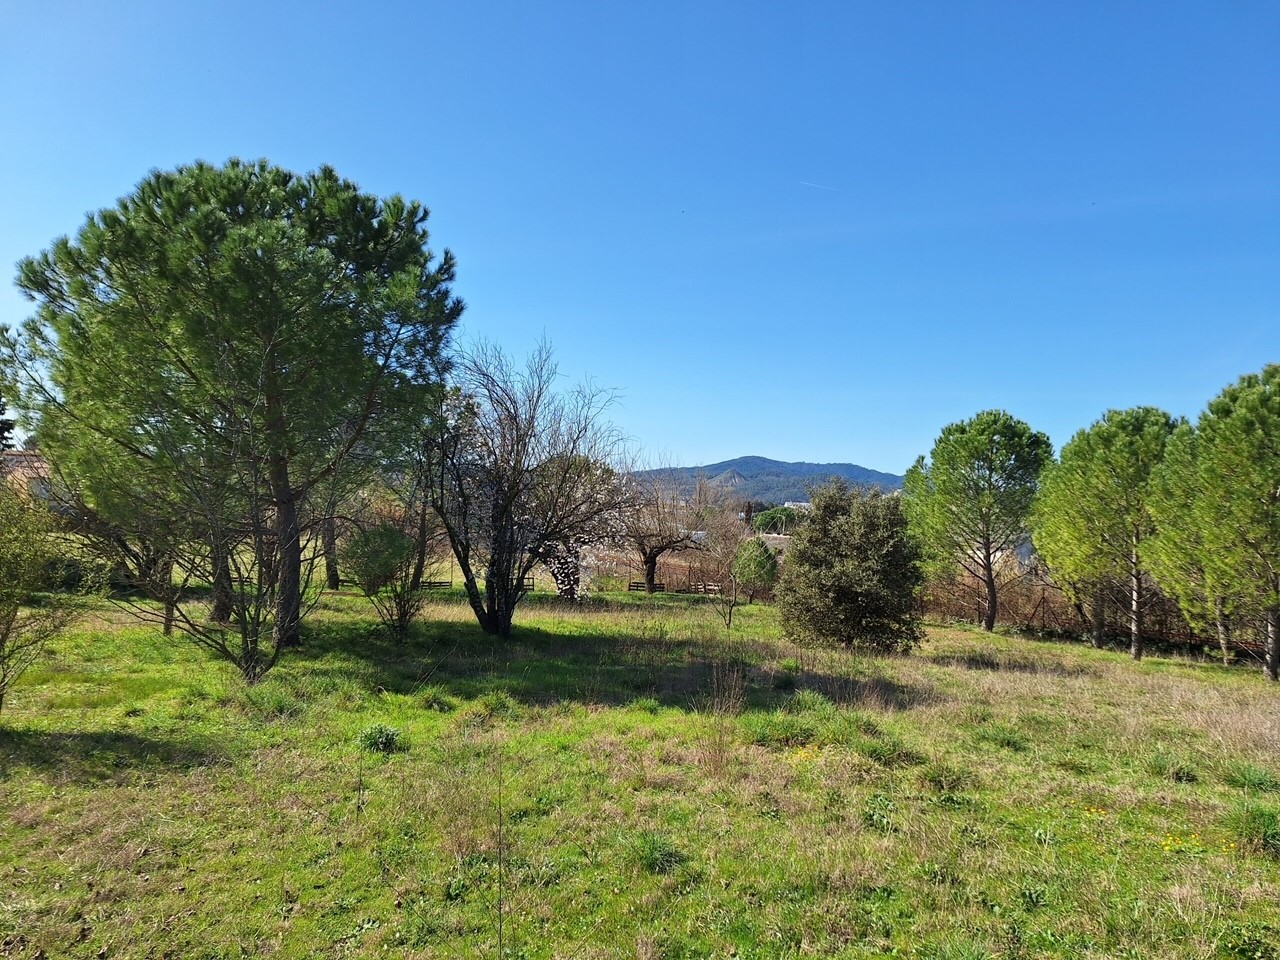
1171, 367, 1280, 679
1224, 763, 1280, 794
8, 157, 462, 678
341, 521, 427, 642
733, 536, 778, 601
776, 480, 923, 652
0, 485, 86, 714
1033, 407, 1180, 656
903, 410, 1051, 630
752, 506, 802, 534
343, 524, 416, 596
356, 723, 408, 754
627, 831, 688, 875
1147, 752, 1199, 784
0, 393, 13, 450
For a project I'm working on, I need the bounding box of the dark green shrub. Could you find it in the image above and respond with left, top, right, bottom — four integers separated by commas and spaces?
775, 481, 923, 652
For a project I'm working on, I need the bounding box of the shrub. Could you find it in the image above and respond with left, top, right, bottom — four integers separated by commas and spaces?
341, 521, 429, 643
357, 723, 407, 754
775, 481, 923, 652
0, 486, 89, 715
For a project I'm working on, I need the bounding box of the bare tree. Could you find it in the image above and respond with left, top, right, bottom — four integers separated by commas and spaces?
623, 472, 706, 593
423, 341, 627, 637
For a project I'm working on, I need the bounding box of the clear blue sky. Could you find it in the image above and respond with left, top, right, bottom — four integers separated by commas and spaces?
2, 1, 1276, 474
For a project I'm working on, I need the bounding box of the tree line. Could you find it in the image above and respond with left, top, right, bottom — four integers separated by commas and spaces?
902, 386, 1280, 681
0, 157, 1275, 706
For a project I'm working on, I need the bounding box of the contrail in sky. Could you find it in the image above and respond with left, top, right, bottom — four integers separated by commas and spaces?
798, 180, 841, 192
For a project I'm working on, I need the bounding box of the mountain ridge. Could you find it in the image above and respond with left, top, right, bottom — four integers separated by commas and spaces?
641, 455, 904, 505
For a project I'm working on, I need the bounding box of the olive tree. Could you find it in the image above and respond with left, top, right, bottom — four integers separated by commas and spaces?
777, 480, 923, 652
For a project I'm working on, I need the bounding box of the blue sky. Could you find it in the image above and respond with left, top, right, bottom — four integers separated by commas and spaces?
2, 1, 1276, 474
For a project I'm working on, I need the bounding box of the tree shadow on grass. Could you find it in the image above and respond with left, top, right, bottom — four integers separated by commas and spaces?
926, 649, 1099, 678
294, 617, 941, 713
0, 729, 223, 784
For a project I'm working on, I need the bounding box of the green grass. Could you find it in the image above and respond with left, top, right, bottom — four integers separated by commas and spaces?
2, 592, 1280, 958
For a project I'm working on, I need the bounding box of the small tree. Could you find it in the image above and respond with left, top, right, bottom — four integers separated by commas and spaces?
0, 485, 86, 715
753, 506, 801, 535
734, 536, 778, 603
776, 481, 923, 652
343, 522, 425, 643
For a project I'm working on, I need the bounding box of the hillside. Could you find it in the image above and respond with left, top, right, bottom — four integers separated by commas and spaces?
642, 455, 904, 504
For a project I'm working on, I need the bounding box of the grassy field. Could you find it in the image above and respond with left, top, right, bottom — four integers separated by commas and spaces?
2, 591, 1279, 959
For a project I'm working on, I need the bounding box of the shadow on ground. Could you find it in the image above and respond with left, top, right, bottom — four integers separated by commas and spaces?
294, 614, 942, 714
926, 650, 1099, 678
0, 729, 223, 784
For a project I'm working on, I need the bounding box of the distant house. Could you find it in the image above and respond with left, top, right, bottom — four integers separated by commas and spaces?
782, 501, 812, 511
1, 449, 54, 502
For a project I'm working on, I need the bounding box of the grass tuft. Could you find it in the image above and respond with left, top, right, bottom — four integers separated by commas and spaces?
1224, 762, 1280, 793
356, 722, 407, 753
1225, 805, 1280, 859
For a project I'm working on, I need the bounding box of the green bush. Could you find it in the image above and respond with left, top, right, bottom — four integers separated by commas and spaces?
775, 481, 923, 652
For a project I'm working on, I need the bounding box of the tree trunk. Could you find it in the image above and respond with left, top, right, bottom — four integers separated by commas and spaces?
323, 516, 340, 590
273, 495, 303, 649
1267, 606, 1280, 683
211, 540, 233, 623
1090, 590, 1107, 649
266, 372, 302, 651
981, 562, 998, 632
1129, 546, 1143, 661
643, 553, 659, 593
410, 503, 430, 592
1214, 598, 1232, 666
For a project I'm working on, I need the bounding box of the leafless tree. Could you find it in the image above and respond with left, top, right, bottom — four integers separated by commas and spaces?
623, 471, 708, 593
422, 341, 628, 637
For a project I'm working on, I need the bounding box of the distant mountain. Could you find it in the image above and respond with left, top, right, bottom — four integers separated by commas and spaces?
640, 456, 904, 505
